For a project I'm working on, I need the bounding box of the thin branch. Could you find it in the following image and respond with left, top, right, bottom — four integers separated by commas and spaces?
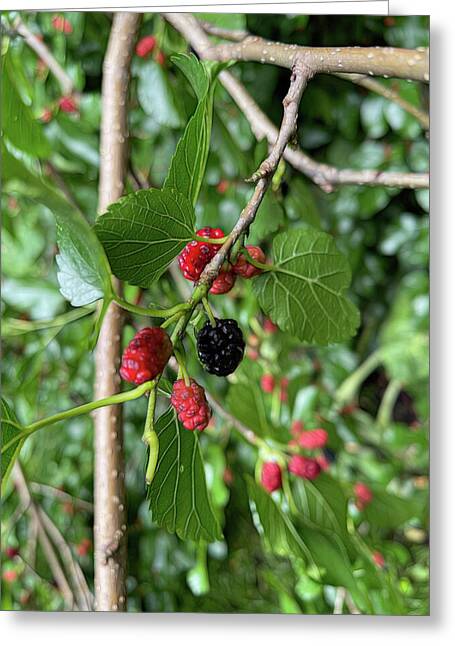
164, 13, 428, 192
205, 392, 261, 448
196, 35, 429, 83
94, 11, 140, 613
29, 481, 93, 513
12, 463, 76, 610
198, 20, 248, 42
335, 73, 429, 130
14, 17, 74, 95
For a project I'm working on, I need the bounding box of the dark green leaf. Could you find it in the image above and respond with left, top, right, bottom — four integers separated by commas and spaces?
137, 60, 183, 128
1, 398, 25, 487
363, 488, 423, 529
95, 187, 195, 288
147, 408, 222, 543
253, 227, 360, 345
171, 53, 209, 100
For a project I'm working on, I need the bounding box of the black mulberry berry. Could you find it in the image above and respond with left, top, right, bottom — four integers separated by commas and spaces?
196, 318, 245, 376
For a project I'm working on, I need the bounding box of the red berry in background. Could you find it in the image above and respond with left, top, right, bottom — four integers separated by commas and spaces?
291, 420, 304, 437
263, 318, 278, 333
210, 269, 236, 295
279, 377, 289, 402
354, 482, 373, 510
135, 35, 156, 58
261, 462, 282, 493
2, 570, 18, 583
288, 455, 321, 480
5, 547, 19, 559
52, 15, 73, 34
216, 179, 230, 194
316, 453, 331, 471
260, 374, 275, 393
58, 95, 78, 113
247, 348, 259, 360
171, 379, 212, 431
120, 327, 172, 385
76, 538, 92, 557
372, 551, 385, 568
298, 428, 328, 450
40, 108, 53, 123
155, 49, 166, 66
232, 245, 266, 279
178, 227, 225, 282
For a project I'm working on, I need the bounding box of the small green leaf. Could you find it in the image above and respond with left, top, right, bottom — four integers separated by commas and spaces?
1, 398, 25, 487
227, 382, 271, 438
137, 60, 183, 128
253, 227, 360, 345
147, 408, 222, 543
95, 187, 195, 287
164, 55, 216, 207
1, 54, 51, 158
362, 488, 423, 529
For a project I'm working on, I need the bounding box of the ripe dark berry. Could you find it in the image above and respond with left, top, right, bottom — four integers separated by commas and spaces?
136, 35, 156, 58
232, 245, 266, 278
261, 462, 282, 493
210, 269, 236, 295
120, 327, 172, 385
197, 318, 245, 377
288, 455, 321, 480
178, 227, 225, 282
171, 379, 212, 431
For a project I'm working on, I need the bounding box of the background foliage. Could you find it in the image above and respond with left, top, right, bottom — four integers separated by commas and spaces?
1, 12, 429, 614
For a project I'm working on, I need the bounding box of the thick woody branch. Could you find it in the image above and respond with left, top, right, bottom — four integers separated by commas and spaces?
164, 13, 429, 192
94, 12, 140, 613
14, 17, 74, 95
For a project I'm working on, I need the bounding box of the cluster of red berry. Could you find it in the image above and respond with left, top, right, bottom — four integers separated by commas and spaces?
178, 227, 266, 295
135, 35, 166, 65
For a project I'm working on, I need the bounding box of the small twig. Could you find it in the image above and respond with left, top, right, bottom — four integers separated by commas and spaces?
199, 20, 248, 42
205, 392, 261, 448
14, 17, 74, 95
333, 586, 346, 614
30, 481, 93, 513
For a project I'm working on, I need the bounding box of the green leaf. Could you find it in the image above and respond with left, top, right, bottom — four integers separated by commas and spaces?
249, 190, 286, 243
362, 488, 423, 529
1, 54, 51, 158
164, 55, 216, 207
226, 382, 270, 438
246, 477, 314, 564
147, 408, 222, 543
1, 398, 25, 487
2, 145, 112, 307
95, 187, 195, 288
137, 60, 183, 128
253, 227, 360, 345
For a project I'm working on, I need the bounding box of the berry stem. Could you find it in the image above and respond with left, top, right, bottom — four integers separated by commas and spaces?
113, 295, 191, 319
1, 381, 154, 453
194, 235, 229, 244
143, 385, 159, 485
241, 247, 274, 272
174, 347, 190, 387
202, 297, 216, 327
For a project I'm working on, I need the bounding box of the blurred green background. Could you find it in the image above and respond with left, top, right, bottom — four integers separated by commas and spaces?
1, 12, 428, 613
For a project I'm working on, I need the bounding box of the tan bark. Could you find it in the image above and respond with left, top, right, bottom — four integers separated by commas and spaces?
94, 11, 140, 612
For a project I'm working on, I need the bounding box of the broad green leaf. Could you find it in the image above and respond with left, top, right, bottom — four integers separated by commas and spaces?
164, 55, 216, 207
137, 60, 183, 128
226, 382, 271, 438
147, 408, 222, 543
253, 227, 360, 345
95, 187, 195, 288
363, 488, 423, 530
1, 54, 51, 158
2, 146, 113, 307
247, 477, 314, 565
1, 398, 25, 487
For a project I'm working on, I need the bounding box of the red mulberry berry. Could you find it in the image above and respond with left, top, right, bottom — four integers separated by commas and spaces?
171, 379, 212, 431
178, 227, 225, 282
298, 428, 328, 450
210, 269, 236, 295
288, 455, 321, 480
135, 35, 156, 58
58, 95, 78, 113
354, 482, 373, 510
5, 547, 19, 559
52, 15, 73, 33
120, 327, 172, 385
261, 462, 282, 493
372, 551, 385, 568
260, 374, 275, 393
155, 49, 166, 66
264, 318, 278, 333
232, 245, 266, 278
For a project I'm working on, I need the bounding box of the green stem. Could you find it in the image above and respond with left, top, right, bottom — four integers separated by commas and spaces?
194, 235, 228, 244
174, 347, 190, 386
113, 295, 190, 319
2, 381, 154, 453
143, 386, 159, 485
202, 297, 216, 327
241, 248, 274, 272
2, 306, 96, 337
377, 378, 402, 429
334, 349, 382, 408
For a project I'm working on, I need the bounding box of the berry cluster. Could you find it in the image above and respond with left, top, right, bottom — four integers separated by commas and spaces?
178, 228, 266, 296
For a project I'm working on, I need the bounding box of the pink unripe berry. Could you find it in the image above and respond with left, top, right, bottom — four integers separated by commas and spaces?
261, 462, 282, 493
260, 374, 275, 393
